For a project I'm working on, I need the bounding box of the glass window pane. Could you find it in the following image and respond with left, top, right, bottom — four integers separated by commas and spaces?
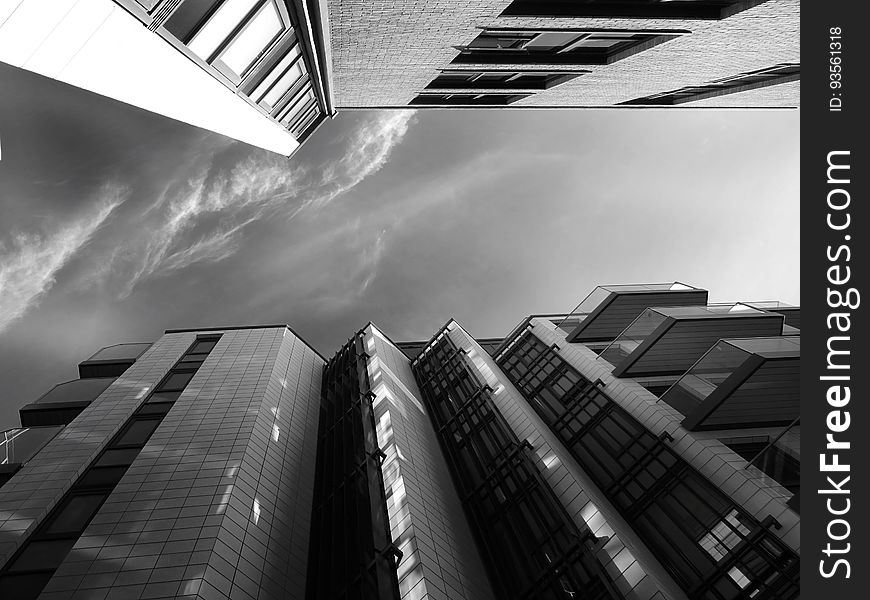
525, 32, 581, 51
147, 391, 182, 404
95, 448, 141, 468
9, 539, 77, 572
252, 43, 302, 104
189, 0, 259, 60
0, 573, 53, 598
165, 0, 222, 42
137, 403, 173, 416
157, 371, 195, 391
190, 339, 218, 354
44, 494, 107, 535
78, 466, 128, 488
262, 61, 304, 109
281, 91, 315, 126
219, 1, 284, 77
115, 419, 160, 447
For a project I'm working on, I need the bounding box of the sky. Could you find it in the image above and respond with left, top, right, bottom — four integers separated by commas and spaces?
0, 61, 799, 429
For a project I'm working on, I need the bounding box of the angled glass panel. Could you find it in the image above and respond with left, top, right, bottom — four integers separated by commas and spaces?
599, 308, 667, 365
660, 341, 749, 414
83, 343, 151, 362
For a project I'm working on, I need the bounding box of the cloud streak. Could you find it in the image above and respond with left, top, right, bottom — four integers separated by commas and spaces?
106, 111, 415, 296
0, 186, 125, 332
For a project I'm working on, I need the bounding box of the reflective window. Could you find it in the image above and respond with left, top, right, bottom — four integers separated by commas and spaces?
95, 448, 141, 468
78, 466, 128, 489
44, 494, 107, 535
157, 371, 195, 391
115, 419, 161, 447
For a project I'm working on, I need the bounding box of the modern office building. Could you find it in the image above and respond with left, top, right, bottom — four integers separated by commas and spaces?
0, 0, 799, 156
0, 0, 333, 155
0, 282, 800, 599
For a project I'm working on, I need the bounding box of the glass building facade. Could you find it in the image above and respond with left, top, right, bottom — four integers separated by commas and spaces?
0, 281, 800, 599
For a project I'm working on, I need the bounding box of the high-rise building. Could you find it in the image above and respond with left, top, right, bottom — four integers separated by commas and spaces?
0, 0, 799, 155
0, 282, 800, 599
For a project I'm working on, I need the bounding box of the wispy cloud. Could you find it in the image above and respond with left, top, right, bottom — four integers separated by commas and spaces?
0, 186, 125, 332
105, 111, 415, 296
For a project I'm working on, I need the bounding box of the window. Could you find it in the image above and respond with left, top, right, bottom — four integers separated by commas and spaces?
501, 0, 769, 20
497, 331, 800, 599
157, 370, 195, 391
410, 93, 531, 106
426, 70, 585, 90
620, 63, 800, 105
455, 29, 681, 65
43, 493, 108, 535
115, 418, 161, 447
6, 540, 76, 572
411, 334, 620, 599
184, 0, 289, 82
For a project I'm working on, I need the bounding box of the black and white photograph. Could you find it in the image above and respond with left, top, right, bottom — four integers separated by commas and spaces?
0, 1, 863, 599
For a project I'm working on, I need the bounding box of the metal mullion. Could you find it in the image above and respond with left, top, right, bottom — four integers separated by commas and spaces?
258, 50, 304, 108
204, 0, 268, 64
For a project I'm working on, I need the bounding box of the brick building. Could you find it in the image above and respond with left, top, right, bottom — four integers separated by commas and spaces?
0, 281, 800, 599
325, 0, 800, 108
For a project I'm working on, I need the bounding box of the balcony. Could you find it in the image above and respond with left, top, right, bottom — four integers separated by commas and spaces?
660, 336, 800, 430
599, 303, 785, 377
562, 282, 708, 342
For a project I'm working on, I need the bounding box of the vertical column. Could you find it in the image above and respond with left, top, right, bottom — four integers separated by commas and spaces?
363, 324, 495, 600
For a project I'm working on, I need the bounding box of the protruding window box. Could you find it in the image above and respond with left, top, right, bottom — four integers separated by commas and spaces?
565, 282, 708, 342
660, 336, 800, 431
600, 304, 785, 377
743, 301, 800, 330
19, 379, 116, 427
78, 342, 152, 378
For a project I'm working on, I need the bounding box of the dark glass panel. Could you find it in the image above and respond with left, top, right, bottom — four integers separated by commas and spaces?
94, 448, 141, 468
78, 466, 128, 489
156, 371, 195, 391
8, 539, 76, 572
114, 419, 160, 447
43, 493, 107, 535
0, 572, 54, 599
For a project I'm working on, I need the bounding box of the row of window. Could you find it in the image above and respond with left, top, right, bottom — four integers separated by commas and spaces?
0, 336, 220, 599
500, 0, 769, 20
413, 28, 672, 105
412, 334, 623, 600
306, 335, 401, 600
413, 1, 787, 107
496, 332, 799, 600
620, 63, 800, 105
133, 0, 323, 139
